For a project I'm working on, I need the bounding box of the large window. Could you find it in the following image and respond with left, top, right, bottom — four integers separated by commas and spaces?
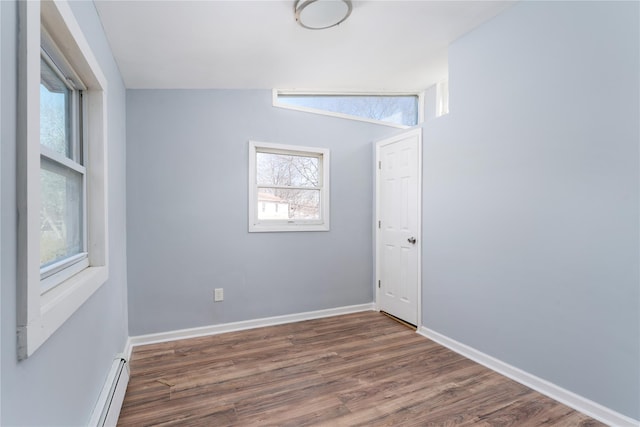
273, 90, 422, 128
17, 0, 108, 359
39, 45, 88, 293
249, 141, 330, 232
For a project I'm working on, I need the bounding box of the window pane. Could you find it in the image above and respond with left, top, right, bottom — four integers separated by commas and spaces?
40, 158, 83, 268
40, 57, 71, 158
258, 188, 320, 220
278, 94, 418, 126
257, 152, 319, 187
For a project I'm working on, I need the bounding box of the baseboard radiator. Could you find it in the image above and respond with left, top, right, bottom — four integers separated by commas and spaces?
89, 356, 130, 427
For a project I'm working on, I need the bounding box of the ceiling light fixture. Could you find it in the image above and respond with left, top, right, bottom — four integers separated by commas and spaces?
294, 0, 353, 30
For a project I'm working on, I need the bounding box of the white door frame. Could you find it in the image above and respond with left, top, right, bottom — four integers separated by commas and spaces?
374, 128, 423, 329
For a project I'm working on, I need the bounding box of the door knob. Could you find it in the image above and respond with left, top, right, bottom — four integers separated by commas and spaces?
408, 237, 416, 244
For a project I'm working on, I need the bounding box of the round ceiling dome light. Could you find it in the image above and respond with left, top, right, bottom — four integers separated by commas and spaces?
294, 0, 353, 30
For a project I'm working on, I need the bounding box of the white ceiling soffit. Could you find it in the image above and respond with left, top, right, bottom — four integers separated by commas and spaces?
94, 0, 513, 91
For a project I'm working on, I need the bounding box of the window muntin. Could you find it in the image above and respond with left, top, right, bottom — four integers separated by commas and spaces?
39, 49, 88, 290
274, 91, 422, 127
249, 142, 330, 232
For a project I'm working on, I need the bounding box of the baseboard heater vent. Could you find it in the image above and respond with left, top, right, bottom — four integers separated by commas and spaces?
90, 356, 130, 427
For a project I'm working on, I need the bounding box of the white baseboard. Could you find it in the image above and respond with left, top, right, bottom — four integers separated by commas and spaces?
129, 303, 375, 348
418, 326, 639, 427
122, 337, 133, 362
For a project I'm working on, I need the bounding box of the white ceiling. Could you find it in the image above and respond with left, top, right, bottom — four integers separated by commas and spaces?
94, 0, 513, 90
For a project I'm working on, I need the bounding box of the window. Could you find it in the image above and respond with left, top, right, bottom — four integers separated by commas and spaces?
40, 45, 89, 293
249, 141, 330, 232
17, 0, 108, 359
436, 80, 449, 117
273, 90, 423, 128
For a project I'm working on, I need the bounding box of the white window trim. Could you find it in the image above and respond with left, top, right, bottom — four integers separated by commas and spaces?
249, 141, 330, 233
272, 89, 424, 129
17, 0, 109, 359
436, 79, 450, 117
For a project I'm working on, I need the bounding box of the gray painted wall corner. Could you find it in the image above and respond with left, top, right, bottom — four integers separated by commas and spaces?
125, 89, 398, 336
421, 0, 639, 419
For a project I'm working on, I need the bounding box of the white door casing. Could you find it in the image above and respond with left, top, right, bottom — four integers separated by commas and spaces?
375, 129, 422, 326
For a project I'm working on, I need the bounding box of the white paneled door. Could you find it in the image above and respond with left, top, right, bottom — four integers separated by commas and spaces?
376, 129, 422, 326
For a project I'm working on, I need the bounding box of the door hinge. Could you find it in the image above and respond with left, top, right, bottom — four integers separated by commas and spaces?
378, 220, 381, 229
378, 161, 381, 170
378, 280, 381, 288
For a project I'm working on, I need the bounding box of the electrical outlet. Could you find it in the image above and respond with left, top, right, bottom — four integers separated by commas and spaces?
214, 288, 224, 302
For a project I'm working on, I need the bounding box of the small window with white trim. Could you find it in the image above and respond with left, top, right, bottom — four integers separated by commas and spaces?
249, 141, 330, 232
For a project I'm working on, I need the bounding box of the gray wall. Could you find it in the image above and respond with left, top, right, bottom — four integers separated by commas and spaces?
0, 1, 129, 425
126, 90, 398, 335
421, 1, 639, 419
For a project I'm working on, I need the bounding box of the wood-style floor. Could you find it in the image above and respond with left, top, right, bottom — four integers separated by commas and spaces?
118, 312, 604, 426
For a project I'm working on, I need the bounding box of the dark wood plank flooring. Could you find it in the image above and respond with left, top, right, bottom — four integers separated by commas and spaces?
118, 311, 604, 426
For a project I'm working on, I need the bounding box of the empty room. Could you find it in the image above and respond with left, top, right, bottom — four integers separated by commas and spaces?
1, 0, 638, 425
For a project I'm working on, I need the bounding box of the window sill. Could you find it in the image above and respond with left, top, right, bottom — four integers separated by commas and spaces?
249, 223, 330, 233
19, 266, 108, 359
